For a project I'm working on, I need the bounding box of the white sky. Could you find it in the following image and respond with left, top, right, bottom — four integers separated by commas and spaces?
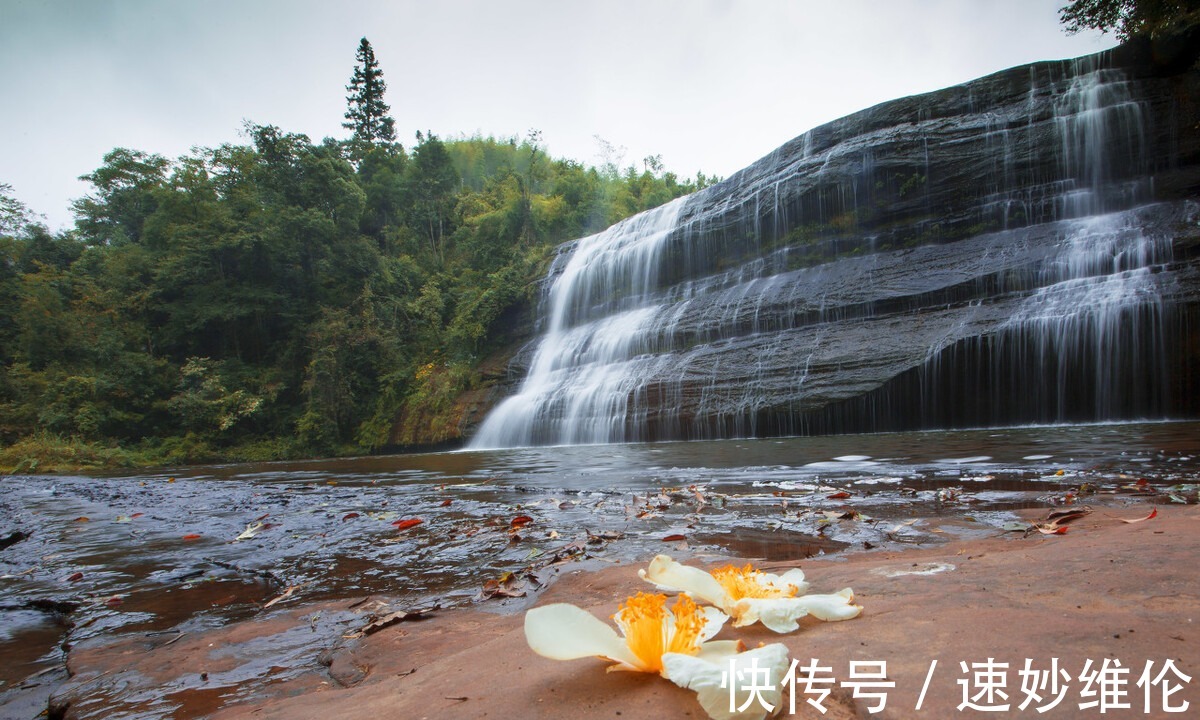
0, 0, 1113, 231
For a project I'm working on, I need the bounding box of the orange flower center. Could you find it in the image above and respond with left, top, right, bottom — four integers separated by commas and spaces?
616, 592, 707, 672
711, 564, 798, 600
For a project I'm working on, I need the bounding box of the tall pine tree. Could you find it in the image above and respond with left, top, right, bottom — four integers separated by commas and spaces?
343, 38, 396, 148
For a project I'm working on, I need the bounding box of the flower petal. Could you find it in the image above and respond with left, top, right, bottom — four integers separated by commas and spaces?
794, 588, 863, 622
696, 640, 745, 663
771, 568, 810, 596
699, 605, 730, 642
525, 603, 643, 669
730, 596, 807, 633
731, 588, 861, 633
663, 643, 790, 720
639, 554, 729, 606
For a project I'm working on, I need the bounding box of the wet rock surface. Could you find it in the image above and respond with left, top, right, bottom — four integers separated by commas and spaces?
52, 506, 1200, 720
2, 422, 1197, 717
473, 37, 1200, 447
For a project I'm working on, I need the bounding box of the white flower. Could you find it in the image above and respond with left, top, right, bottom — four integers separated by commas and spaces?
525, 592, 789, 720
639, 554, 862, 633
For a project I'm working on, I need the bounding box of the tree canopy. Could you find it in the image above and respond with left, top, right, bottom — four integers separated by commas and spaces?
1060, 0, 1200, 40
0, 128, 717, 470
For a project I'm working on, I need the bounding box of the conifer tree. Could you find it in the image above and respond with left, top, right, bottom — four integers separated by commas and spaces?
343, 38, 396, 147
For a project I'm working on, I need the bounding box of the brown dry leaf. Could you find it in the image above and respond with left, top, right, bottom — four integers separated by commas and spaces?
477, 575, 526, 601
1045, 506, 1092, 525
661, 533, 687, 542
362, 605, 438, 635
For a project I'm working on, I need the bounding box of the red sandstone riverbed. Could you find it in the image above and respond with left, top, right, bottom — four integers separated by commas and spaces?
47, 506, 1200, 719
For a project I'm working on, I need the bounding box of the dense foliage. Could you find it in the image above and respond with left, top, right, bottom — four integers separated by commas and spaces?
0, 128, 713, 471
1060, 0, 1200, 39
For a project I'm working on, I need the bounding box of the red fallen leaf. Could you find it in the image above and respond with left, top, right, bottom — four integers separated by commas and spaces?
67, 572, 84, 582
510, 515, 534, 528
1119, 507, 1158, 524
130, 512, 144, 519
255, 513, 270, 522
104, 595, 124, 607
1035, 524, 1069, 535
342, 512, 360, 521
393, 518, 423, 531
661, 533, 687, 542
827, 491, 852, 500
181, 533, 202, 541
1136, 478, 1150, 487
73, 516, 90, 523
440, 499, 452, 507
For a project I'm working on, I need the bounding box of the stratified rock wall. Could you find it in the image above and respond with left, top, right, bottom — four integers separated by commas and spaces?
470, 36, 1200, 448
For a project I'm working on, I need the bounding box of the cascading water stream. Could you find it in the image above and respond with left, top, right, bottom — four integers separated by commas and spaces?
471, 198, 687, 447
471, 47, 1197, 449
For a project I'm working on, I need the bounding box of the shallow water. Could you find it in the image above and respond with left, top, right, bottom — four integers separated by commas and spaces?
1, 420, 1196, 716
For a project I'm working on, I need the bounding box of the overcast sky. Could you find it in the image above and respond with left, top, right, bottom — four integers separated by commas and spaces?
1, 0, 1113, 231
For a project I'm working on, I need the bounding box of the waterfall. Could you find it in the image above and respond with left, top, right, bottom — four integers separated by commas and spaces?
471, 199, 688, 447
471, 47, 1198, 449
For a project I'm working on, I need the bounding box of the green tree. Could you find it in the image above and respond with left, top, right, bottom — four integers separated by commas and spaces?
406, 133, 460, 263
1060, 0, 1200, 39
72, 148, 170, 245
1, 183, 39, 237
343, 38, 397, 149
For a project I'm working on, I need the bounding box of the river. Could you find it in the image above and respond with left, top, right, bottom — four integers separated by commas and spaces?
1, 420, 1196, 716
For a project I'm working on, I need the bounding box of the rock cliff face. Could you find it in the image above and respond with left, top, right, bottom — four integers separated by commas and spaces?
471, 37, 1200, 448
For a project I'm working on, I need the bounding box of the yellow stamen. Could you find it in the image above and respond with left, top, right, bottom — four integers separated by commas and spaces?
666, 594, 705, 655
616, 592, 707, 672
711, 564, 798, 600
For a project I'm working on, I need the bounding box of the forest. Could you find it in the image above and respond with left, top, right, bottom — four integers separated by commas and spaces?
0, 39, 714, 471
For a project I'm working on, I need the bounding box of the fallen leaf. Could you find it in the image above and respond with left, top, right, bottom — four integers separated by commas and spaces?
1034, 523, 1069, 535
342, 512, 360, 522
67, 572, 84, 582
393, 518, 423, 531
362, 606, 437, 635
1046, 507, 1091, 522
661, 533, 687, 542
130, 512, 144, 519
263, 584, 302, 609
1118, 507, 1158, 524
826, 491, 852, 500
440, 498, 452, 507
510, 515, 534, 528
181, 533, 202, 541
1002, 522, 1030, 533
114, 515, 133, 524
235, 522, 264, 541
586, 530, 624, 544
73, 516, 89, 523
